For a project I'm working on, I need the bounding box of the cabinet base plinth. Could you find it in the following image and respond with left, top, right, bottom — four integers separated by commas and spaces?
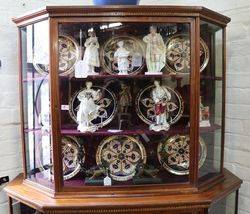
4, 169, 242, 214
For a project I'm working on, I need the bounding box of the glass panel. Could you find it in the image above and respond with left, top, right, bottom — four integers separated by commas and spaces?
199, 21, 223, 180
58, 22, 191, 187
208, 191, 237, 214
21, 20, 54, 189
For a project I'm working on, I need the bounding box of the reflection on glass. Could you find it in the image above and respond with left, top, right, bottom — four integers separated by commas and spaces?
209, 191, 236, 214
21, 20, 54, 189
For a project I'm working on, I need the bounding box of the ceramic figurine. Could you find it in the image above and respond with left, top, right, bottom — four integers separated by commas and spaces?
82, 29, 100, 76
117, 82, 132, 130
119, 82, 132, 114
135, 162, 159, 179
199, 96, 211, 127
76, 81, 101, 132
114, 41, 130, 75
143, 26, 166, 74
86, 166, 108, 180
150, 80, 171, 132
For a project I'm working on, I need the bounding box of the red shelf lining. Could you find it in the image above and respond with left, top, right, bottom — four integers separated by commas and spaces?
24, 124, 221, 135
60, 124, 221, 136
22, 73, 222, 82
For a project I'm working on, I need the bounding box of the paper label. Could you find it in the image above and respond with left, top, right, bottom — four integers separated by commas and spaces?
61, 105, 69, 110
108, 129, 122, 133
104, 175, 112, 186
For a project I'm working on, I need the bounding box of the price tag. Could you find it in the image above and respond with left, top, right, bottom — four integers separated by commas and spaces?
104, 175, 112, 186
61, 105, 69, 110
108, 129, 122, 133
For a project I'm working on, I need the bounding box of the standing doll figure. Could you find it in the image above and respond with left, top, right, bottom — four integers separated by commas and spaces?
77, 81, 101, 133
143, 26, 166, 74
119, 82, 132, 114
150, 80, 171, 132
114, 41, 130, 75
82, 29, 100, 75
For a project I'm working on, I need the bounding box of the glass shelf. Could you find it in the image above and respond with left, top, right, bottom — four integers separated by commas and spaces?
59, 74, 223, 81
23, 123, 221, 136
60, 124, 221, 136
21, 70, 222, 82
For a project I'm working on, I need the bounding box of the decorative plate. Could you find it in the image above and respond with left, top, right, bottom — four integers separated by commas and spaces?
61, 136, 85, 180
36, 134, 54, 179
101, 36, 145, 75
69, 85, 117, 128
96, 135, 146, 181
165, 34, 209, 74
33, 35, 80, 76
36, 136, 85, 180
157, 135, 207, 175
135, 85, 184, 126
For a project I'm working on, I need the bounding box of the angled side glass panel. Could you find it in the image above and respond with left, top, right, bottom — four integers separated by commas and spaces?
57, 22, 191, 187
208, 191, 237, 214
21, 20, 54, 189
199, 20, 223, 181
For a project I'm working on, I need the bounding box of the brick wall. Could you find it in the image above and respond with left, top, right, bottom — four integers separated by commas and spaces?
0, 1, 249, 213
223, 6, 250, 214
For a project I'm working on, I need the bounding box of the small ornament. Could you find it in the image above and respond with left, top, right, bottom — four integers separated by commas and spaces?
143, 26, 166, 74
117, 82, 133, 129
134, 161, 159, 179
86, 165, 108, 180
119, 82, 132, 114
76, 81, 101, 132
114, 41, 130, 75
199, 96, 211, 127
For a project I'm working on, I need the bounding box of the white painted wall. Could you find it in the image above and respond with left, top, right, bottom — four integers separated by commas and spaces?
0, 0, 250, 213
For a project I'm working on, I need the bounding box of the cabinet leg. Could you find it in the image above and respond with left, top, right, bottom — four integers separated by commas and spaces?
197, 209, 208, 214
235, 189, 239, 214
8, 197, 13, 214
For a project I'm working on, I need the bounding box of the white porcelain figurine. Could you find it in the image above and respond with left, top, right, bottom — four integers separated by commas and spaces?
77, 81, 101, 132
82, 29, 100, 76
143, 26, 166, 74
114, 41, 130, 75
150, 80, 171, 132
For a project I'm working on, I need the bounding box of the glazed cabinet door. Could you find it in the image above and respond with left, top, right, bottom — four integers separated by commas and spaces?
52, 19, 197, 191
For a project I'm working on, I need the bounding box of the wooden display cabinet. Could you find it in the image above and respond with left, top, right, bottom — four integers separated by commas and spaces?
5, 5, 242, 214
